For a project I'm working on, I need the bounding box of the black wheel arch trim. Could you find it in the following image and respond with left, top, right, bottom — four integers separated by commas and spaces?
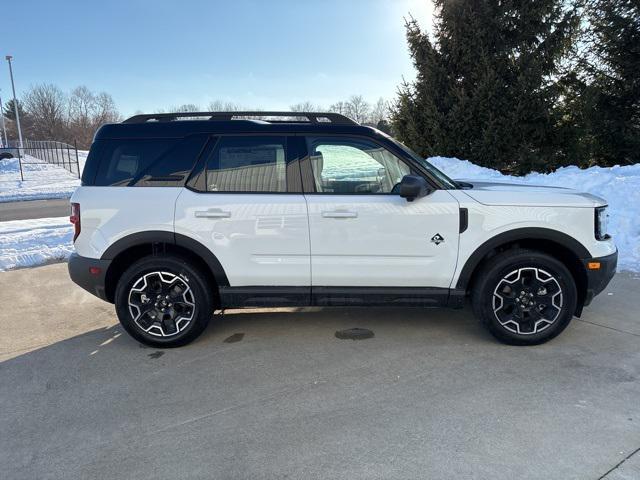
174, 232, 230, 286
101, 230, 230, 287
455, 227, 591, 290
101, 230, 174, 259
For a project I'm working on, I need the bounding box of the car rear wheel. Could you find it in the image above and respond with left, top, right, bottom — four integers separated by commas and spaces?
115, 255, 214, 347
471, 249, 578, 345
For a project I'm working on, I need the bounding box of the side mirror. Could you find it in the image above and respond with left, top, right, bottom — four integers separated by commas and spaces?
399, 175, 432, 202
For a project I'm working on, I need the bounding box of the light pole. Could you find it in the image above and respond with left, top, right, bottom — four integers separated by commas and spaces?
0, 91, 7, 148
6, 55, 24, 149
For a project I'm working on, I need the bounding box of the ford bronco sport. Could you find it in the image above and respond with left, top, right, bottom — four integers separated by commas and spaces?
68, 111, 617, 347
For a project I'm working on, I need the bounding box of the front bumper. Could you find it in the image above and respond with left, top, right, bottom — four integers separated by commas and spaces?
582, 250, 618, 306
68, 253, 112, 302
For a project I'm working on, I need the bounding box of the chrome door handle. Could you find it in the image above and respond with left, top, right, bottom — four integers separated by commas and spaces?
194, 209, 231, 219
321, 210, 358, 219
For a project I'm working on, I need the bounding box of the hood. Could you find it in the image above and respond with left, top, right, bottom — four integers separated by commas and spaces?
458, 179, 607, 208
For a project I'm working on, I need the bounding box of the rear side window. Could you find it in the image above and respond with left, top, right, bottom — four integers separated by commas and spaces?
133, 135, 208, 187
92, 136, 206, 187
205, 136, 287, 192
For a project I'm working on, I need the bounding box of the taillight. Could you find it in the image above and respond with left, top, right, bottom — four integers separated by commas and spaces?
70, 203, 81, 242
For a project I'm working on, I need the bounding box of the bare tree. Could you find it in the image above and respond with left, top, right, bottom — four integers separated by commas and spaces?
23, 84, 67, 139
169, 103, 201, 112
328, 101, 347, 115
344, 95, 371, 123
68, 86, 94, 126
369, 97, 390, 125
94, 92, 120, 126
68, 86, 120, 147
290, 101, 323, 112
208, 100, 241, 111
156, 104, 202, 121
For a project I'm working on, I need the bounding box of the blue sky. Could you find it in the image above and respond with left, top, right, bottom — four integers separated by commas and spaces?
2, 0, 433, 116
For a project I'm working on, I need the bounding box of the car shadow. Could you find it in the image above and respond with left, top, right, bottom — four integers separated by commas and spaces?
1, 304, 490, 368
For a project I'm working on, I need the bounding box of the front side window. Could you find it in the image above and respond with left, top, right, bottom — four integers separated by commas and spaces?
381, 133, 458, 189
205, 136, 287, 192
307, 137, 411, 194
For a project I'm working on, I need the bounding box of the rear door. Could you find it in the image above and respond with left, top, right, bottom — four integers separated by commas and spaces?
301, 135, 460, 290
174, 135, 311, 293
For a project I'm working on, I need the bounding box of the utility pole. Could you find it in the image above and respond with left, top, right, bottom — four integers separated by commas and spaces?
6, 55, 24, 149
0, 91, 7, 148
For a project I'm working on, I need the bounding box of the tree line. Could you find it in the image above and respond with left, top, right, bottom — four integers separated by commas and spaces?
155, 95, 392, 131
1, 91, 391, 150
392, 0, 639, 174
2, 84, 120, 149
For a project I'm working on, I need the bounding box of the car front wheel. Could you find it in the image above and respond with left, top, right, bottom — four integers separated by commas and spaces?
471, 249, 578, 345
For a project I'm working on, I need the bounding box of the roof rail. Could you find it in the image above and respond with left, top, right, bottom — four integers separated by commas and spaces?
122, 111, 358, 125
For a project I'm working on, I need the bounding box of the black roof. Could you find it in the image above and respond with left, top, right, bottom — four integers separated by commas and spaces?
96, 111, 379, 140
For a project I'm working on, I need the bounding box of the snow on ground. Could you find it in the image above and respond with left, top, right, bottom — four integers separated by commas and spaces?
0, 216, 73, 271
0, 152, 88, 203
430, 156, 640, 272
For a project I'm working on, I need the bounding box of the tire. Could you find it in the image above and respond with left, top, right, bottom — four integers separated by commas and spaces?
471, 249, 577, 345
114, 255, 215, 348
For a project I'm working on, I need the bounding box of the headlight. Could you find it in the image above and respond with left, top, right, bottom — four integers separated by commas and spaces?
595, 206, 609, 240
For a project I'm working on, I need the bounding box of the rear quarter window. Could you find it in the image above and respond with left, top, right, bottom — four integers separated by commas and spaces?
91, 136, 207, 187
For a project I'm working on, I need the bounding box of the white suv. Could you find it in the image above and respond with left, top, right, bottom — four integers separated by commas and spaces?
68, 111, 617, 347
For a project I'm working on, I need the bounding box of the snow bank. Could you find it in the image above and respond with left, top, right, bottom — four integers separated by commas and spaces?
0, 216, 73, 271
0, 152, 87, 203
430, 156, 640, 272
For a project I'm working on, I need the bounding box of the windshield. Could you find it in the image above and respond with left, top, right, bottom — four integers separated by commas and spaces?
382, 134, 458, 189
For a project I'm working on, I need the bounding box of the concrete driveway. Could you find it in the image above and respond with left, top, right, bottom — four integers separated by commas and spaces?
1, 263, 639, 480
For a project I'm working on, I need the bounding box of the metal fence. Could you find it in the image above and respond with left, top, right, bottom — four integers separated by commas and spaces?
0, 139, 81, 180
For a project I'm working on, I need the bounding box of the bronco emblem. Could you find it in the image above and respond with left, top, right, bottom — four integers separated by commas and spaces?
431, 233, 445, 245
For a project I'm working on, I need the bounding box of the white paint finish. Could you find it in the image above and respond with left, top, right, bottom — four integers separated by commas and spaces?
70, 186, 179, 258
72, 183, 617, 291
174, 189, 310, 286
460, 181, 607, 207
305, 191, 460, 287
449, 190, 617, 287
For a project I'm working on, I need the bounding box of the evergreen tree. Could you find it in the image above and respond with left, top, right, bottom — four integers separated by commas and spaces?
1, 98, 33, 141
583, 0, 639, 166
393, 1, 579, 174
2, 99, 27, 122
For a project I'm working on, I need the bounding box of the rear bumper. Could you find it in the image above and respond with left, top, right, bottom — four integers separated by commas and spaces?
68, 253, 111, 302
582, 250, 618, 306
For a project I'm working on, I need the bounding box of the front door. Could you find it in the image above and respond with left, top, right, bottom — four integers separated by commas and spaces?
302, 136, 460, 291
